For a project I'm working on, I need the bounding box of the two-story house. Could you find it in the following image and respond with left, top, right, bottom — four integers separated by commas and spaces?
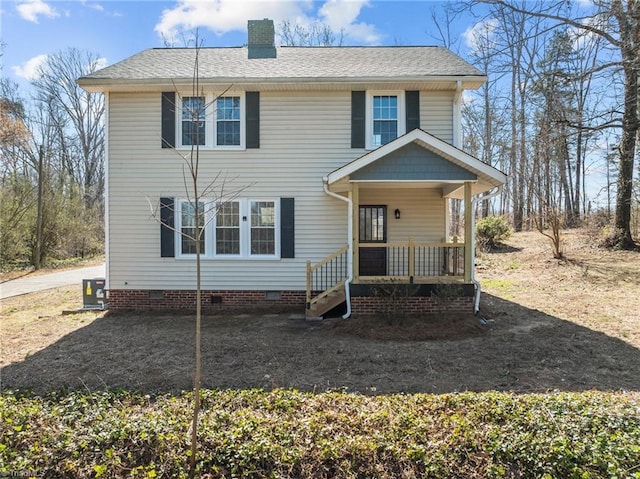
78, 19, 506, 318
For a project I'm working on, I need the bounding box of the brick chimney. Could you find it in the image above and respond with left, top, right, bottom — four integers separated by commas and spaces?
248, 19, 276, 59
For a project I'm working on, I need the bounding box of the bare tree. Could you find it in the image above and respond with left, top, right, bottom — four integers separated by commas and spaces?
278, 20, 344, 46
148, 40, 249, 477
33, 48, 105, 210
479, 0, 638, 248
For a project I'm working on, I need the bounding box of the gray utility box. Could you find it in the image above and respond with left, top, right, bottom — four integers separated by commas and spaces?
83, 278, 106, 309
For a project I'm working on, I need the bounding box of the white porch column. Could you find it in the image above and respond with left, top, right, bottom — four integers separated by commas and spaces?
351, 183, 359, 282
464, 181, 472, 282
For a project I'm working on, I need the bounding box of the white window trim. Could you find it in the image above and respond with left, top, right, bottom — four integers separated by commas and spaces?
175, 197, 279, 259
176, 92, 246, 150
365, 90, 406, 150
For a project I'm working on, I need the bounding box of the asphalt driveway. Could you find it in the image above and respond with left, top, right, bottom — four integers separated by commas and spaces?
0, 264, 105, 300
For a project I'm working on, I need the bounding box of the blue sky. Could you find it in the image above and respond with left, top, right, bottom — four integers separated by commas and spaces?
2, 0, 480, 90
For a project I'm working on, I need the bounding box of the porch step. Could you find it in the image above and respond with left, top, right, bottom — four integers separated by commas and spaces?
306, 290, 346, 319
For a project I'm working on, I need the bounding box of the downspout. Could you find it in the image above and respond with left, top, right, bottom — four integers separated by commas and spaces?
323, 178, 352, 319
470, 186, 502, 315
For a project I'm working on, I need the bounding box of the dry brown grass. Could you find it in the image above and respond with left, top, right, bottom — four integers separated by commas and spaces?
1, 228, 639, 395
477, 228, 640, 347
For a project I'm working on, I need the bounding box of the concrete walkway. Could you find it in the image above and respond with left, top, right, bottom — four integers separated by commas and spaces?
0, 264, 105, 300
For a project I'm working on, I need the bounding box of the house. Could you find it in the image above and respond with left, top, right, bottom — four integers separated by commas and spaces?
78, 19, 506, 318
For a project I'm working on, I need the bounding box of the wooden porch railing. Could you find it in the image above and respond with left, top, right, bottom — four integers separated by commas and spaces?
306, 245, 349, 309
358, 239, 465, 280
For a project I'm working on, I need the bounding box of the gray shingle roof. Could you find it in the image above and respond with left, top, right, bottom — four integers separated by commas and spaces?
79, 46, 484, 88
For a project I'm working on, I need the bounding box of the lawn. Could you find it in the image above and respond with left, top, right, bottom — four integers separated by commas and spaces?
2, 229, 639, 394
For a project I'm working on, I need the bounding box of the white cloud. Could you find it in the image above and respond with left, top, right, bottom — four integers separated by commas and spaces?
463, 18, 498, 54
154, 0, 381, 45
155, 0, 309, 44
318, 0, 380, 44
16, 0, 58, 23
11, 54, 49, 80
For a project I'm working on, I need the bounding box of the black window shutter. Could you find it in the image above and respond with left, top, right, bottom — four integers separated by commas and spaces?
161, 92, 176, 148
160, 197, 175, 257
406, 90, 420, 132
246, 91, 260, 149
351, 91, 366, 148
280, 197, 295, 258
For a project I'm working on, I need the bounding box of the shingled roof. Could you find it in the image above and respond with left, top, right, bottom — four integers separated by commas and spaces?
78, 46, 486, 92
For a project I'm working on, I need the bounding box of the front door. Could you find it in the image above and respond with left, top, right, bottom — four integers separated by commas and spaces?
359, 205, 387, 276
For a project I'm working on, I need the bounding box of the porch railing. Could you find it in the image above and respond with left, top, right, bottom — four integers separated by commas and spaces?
358, 239, 465, 280
306, 245, 349, 308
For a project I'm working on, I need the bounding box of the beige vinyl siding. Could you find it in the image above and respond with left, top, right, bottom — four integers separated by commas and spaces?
108, 91, 350, 291
359, 188, 445, 243
421, 91, 454, 144
107, 89, 455, 291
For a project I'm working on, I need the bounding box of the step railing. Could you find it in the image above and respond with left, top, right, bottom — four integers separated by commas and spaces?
306, 245, 349, 309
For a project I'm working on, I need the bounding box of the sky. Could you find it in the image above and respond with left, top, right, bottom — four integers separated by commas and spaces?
2, 0, 481, 91
1, 0, 612, 205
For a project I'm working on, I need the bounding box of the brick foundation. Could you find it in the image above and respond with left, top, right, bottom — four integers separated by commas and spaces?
350, 295, 474, 316
107, 289, 306, 312
107, 283, 475, 316
349, 283, 475, 316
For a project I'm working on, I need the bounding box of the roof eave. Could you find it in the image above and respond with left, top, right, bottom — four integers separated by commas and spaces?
77, 75, 487, 93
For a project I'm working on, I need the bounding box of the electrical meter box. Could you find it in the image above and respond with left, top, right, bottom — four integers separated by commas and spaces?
82, 278, 106, 309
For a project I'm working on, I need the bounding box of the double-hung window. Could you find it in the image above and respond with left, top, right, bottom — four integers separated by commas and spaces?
177, 198, 277, 258
250, 201, 275, 255
179, 200, 206, 255
216, 97, 241, 146
366, 91, 405, 149
178, 94, 245, 148
215, 201, 240, 255
181, 96, 206, 146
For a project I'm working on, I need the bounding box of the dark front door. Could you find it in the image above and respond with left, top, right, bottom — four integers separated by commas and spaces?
359, 205, 387, 276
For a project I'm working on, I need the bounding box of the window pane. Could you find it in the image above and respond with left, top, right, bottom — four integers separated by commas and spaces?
250, 201, 275, 255
182, 97, 206, 146
216, 96, 241, 146
251, 202, 275, 227
217, 122, 240, 146
216, 201, 240, 254
373, 120, 398, 146
181, 201, 205, 254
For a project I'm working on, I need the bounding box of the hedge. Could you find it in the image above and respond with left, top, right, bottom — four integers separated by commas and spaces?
1, 389, 639, 478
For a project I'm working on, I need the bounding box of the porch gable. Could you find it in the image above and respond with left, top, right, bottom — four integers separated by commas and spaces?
350, 143, 477, 182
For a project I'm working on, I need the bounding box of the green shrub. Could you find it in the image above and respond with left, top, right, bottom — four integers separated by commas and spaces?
1, 390, 639, 478
476, 216, 512, 250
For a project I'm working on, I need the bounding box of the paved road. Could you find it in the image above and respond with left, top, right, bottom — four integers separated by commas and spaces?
0, 264, 105, 300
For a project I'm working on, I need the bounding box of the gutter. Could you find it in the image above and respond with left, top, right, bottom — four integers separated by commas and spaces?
322, 178, 352, 319
470, 186, 503, 316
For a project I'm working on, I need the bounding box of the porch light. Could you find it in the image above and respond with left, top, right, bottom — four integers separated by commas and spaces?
394, 208, 401, 219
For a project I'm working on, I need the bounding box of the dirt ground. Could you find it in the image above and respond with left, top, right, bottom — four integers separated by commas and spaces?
1, 229, 639, 395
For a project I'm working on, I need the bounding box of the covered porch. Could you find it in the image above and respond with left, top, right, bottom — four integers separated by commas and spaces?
306, 129, 506, 318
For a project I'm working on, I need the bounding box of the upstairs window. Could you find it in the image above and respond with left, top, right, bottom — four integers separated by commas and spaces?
181, 96, 206, 146
373, 95, 398, 147
216, 97, 241, 146
366, 91, 406, 149
177, 93, 246, 149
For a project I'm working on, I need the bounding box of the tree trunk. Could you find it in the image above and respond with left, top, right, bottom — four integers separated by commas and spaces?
34, 144, 44, 269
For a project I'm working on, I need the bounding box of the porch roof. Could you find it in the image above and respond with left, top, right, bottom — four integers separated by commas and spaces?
325, 129, 507, 198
